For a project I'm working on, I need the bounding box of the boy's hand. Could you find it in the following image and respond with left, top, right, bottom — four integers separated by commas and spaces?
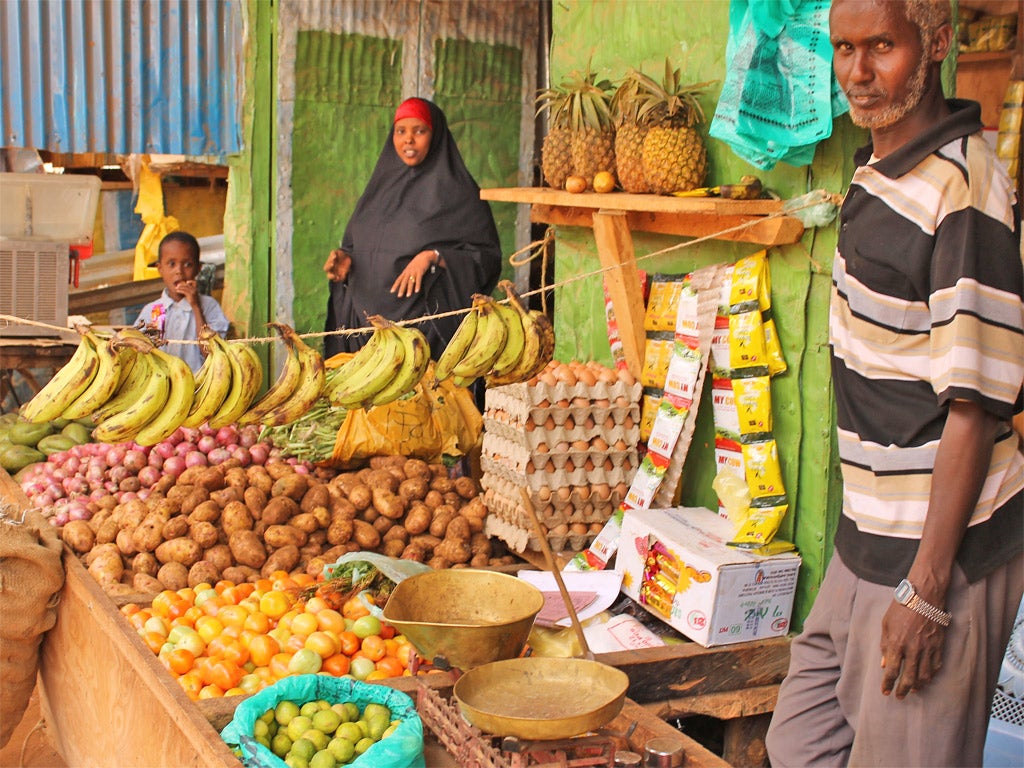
175, 279, 201, 306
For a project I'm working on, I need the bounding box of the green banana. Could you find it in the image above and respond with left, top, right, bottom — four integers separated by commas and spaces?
487, 304, 556, 387
208, 338, 264, 429
91, 352, 170, 444
259, 326, 326, 427
329, 322, 407, 409
133, 348, 195, 446
182, 328, 234, 428
21, 333, 99, 423
322, 317, 397, 404
61, 332, 124, 420
452, 295, 508, 382
488, 281, 527, 378
369, 325, 431, 408
433, 305, 479, 382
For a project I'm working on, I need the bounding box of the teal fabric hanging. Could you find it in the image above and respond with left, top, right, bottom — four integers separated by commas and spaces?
710, 0, 848, 170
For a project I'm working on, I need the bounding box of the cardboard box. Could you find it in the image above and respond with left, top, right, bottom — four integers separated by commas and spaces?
618, 506, 800, 646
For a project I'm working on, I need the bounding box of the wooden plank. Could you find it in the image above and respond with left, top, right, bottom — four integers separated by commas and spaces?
481, 187, 785, 215
592, 211, 647, 381
532, 205, 804, 246
642, 685, 779, 721
68, 266, 224, 315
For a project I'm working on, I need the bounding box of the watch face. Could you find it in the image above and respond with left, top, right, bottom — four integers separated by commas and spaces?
894, 579, 913, 605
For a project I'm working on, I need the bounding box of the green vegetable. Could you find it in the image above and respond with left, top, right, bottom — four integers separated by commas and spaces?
1, 444, 46, 473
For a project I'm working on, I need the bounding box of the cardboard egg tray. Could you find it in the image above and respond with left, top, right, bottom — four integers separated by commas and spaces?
481, 432, 638, 476
483, 509, 595, 554
480, 451, 637, 491
486, 379, 642, 414
482, 415, 638, 452
480, 482, 618, 528
480, 470, 627, 515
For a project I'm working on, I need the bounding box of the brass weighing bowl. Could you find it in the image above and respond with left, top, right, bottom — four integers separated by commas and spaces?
453, 657, 630, 740
381, 569, 544, 670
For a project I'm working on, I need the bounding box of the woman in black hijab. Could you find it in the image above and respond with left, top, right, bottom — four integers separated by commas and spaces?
323, 98, 502, 359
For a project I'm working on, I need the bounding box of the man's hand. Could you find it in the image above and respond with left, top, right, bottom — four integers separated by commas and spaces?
324, 249, 351, 282
880, 601, 947, 699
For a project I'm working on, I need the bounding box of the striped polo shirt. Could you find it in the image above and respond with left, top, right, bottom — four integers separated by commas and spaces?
830, 99, 1024, 586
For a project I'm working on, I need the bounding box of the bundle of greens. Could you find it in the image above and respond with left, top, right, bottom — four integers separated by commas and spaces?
259, 396, 346, 463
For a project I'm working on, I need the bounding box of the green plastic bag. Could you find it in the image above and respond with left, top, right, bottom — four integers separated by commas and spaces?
220, 675, 426, 768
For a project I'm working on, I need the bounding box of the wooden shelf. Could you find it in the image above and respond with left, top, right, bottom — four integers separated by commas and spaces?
481, 187, 805, 247
958, 50, 1015, 63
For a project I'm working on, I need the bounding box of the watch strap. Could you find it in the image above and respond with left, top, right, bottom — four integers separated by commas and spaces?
904, 592, 952, 627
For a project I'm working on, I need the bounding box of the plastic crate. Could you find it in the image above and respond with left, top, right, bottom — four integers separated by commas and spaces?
0, 172, 100, 244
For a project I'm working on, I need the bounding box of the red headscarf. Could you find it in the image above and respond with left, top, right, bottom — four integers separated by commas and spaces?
393, 97, 433, 128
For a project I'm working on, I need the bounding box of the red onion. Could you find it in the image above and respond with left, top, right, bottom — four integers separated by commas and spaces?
162, 455, 186, 477
51, 512, 69, 527
216, 425, 239, 446
239, 426, 260, 448
148, 451, 164, 469
207, 447, 231, 465
67, 501, 91, 521
184, 451, 208, 468
62, 477, 89, 495
119, 490, 138, 502
174, 441, 194, 457
164, 428, 185, 446
108, 465, 130, 485
248, 443, 269, 465
122, 449, 147, 473
89, 488, 109, 502
230, 446, 252, 467
137, 466, 162, 488
197, 435, 218, 454
137, 488, 152, 501
292, 463, 309, 475
104, 446, 126, 467
154, 441, 177, 460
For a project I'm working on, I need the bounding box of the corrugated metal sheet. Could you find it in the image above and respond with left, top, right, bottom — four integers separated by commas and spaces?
0, 0, 243, 157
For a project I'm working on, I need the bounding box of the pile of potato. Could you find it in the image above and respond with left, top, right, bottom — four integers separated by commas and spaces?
61, 455, 512, 596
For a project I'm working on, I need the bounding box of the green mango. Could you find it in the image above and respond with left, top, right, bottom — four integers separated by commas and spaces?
51, 417, 71, 429
0, 412, 22, 426
61, 422, 93, 446
0, 444, 46, 473
37, 434, 77, 456
8, 421, 54, 447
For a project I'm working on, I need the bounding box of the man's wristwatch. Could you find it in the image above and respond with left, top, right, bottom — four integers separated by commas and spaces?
894, 579, 952, 627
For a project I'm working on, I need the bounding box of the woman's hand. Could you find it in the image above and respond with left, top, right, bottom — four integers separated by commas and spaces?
390, 249, 440, 298
324, 249, 352, 282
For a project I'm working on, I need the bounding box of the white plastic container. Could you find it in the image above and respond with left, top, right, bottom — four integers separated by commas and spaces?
0, 172, 100, 244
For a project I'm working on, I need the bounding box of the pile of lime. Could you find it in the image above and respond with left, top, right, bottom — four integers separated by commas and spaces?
255, 698, 400, 768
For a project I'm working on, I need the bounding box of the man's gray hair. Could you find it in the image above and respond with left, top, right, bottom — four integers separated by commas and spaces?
904, 0, 952, 51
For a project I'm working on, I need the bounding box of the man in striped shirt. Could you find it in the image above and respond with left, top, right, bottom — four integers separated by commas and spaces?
767, 1, 1023, 765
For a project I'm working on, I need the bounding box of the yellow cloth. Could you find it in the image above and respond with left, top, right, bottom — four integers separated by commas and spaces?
132, 162, 180, 281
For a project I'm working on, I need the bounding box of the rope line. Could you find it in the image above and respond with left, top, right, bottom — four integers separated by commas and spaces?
1, 192, 834, 347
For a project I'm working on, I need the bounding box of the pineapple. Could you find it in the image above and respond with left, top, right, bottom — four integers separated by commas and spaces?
562, 65, 616, 189
636, 60, 713, 195
611, 70, 651, 194
536, 84, 573, 189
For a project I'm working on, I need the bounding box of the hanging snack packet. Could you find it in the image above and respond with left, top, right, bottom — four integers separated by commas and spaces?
645, 275, 687, 332
641, 334, 676, 389
762, 315, 787, 376
733, 375, 773, 439
730, 499, 790, 549
728, 308, 768, 373
741, 439, 786, 500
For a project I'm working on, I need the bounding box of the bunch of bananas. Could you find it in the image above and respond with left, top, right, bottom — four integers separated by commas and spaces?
324, 315, 431, 410
435, 280, 555, 388
236, 322, 326, 428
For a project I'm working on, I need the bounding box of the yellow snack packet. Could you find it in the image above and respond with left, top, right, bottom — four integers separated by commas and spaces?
732, 375, 773, 437
728, 309, 768, 372
741, 439, 786, 500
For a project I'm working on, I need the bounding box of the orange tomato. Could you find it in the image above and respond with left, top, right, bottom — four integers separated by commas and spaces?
285, 634, 307, 653
379, 623, 396, 640
315, 609, 345, 635
178, 671, 203, 700
219, 638, 250, 667
140, 631, 167, 655
198, 684, 225, 699
292, 573, 315, 588
224, 687, 246, 697
176, 587, 197, 604
304, 596, 329, 615
305, 631, 339, 659
215, 579, 237, 592
338, 631, 361, 656
254, 578, 273, 594
182, 606, 204, 626
165, 648, 196, 676
268, 652, 294, 680
321, 654, 351, 677
209, 659, 244, 691
151, 590, 180, 618
200, 596, 226, 617
192, 616, 223, 645
364, 670, 390, 681
217, 604, 250, 629
395, 641, 415, 669
375, 656, 404, 678
121, 603, 142, 618
341, 596, 371, 620
360, 635, 386, 662
290, 612, 319, 638
248, 634, 281, 667
260, 591, 293, 621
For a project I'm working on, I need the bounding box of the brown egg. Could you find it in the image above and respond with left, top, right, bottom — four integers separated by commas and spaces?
603, 456, 615, 471
571, 396, 590, 409
554, 364, 578, 386
612, 438, 628, 451
584, 457, 596, 472
537, 398, 551, 408
572, 439, 590, 452
563, 457, 575, 473
591, 436, 609, 451
570, 523, 589, 535
593, 397, 611, 408
575, 367, 598, 387
576, 485, 592, 501
556, 486, 572, 502
592, 482, 611, 501
550, 523, 570, 536
614, 395, 631, 408
554, 440, 571, 453
562, 415, 576, 431
544, 414, 556, 431
589, 522, 605, 533
538, 371, 558, 387
556, 398, 571, 409
536, 442, 549, 454
617, 368, 637, 386
537, 486, 552, 502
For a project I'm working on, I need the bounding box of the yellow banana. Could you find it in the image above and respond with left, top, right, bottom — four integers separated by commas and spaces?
487, 304, 556, 387
433, 305, 479, 382
259, 326, 326, 427
182, 328, 234, 428
91, 352, 170, 444
369, 325, 431, 408
133, 348, 195, 446
329, 322, 407, 409
89, 335, 156, 423
322, 319, 391, 403
207, 338, 264, 429
21, 333, 99, 423
452, 295, 508, 382
238, 323, 304, 426
61, 332, 124, 420
488, 281, 527, 378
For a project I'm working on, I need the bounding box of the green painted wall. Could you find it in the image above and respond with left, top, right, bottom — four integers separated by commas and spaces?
547, 0, 866, 627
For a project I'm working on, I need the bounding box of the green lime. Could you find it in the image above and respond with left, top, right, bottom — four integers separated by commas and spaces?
309, 749, 338, 768
287, 715, 314, 743
302, 729, 329, 752
312, 709, 342, 734
276, 700, 300, 726
330, 703, 352, 723
343, 702, 360, 723
335, 722, 362, 743
328, 737, 355, 763
289, 738, 316, 763
271, 732, 293, 758
354, 736, 376, 755
300, 701, 322, 719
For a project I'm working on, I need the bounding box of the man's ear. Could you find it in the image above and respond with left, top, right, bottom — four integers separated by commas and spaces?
931, 23, 953, 62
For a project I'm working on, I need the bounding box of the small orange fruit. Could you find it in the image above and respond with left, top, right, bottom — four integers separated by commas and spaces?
593, 171, 615, 193
564, 175, 586, 194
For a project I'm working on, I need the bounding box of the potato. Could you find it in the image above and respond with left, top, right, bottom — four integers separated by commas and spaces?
222, 565, 260, 584
329, 472, 361, 495
326, 517, 354, 547
189, 520, 219, 550
434, 537, 471, 564
87, 548, 124, 585
427, 556, 452, 570
244, 486, 268, 518
117, 500, 147, 530
94, 518, 119, 545
351, 519, 381, 551
146, 497, 180, 519
155, 537, 203, 567
188, 500, 222, 524
423, 490, 444, 510
310, 506, 331, 529
403, 458, 431, 481
130, 513, 164, 553
166, 484, 199, 505
304, 556, 329, 578
271, 474, 308, 501
320, 544, 348, 564
470, 532, 492, 557
262, 496, 299, 526
162, 515, 189, 540
470, 553, 491, 568
210, 486, 243, 507
381, 539, 406, 558
133, 572, 164, 593
429, 476, 454, 494
224, 466, 249, 490
115, 528, 137, 557
192, 467, 228, 492
221, 501, 255, 536
369, 455, 406, 472
264, 524, 307, 549
453, 476, 478, 500
360, 506, 380, 524
289, 512, 320, 534
327, 486, 358, 518
372, 487, 406, 520
188, 560, 221, 588
460, 496, 487, 520
308, 529, 327, 548
261, 545, 300, 578
365, 469, 400, 495
203, 544, 233, 573
383, 525, 408, 544
442, 491, 462, 508
372, 516, 394, 535
398, 477, 429, 503
246, 465, 273, 494
265, 462, 295, 481
178, 487, 211, 516
428, 462, 449, 478
429, 506, 457, 538
62, 520, 95, 554
445, 516, 471, 542
152, 473, 177, 495
409, 533, 441, 555
229, 530, 268, 569
403, 503, 432, 535
400, 544, 428, 562
345, 484, 372, 511
132, 552, 159, 577
300, 483, 330, 513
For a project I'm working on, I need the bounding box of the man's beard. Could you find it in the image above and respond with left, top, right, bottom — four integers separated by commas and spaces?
847, 53, 929, 130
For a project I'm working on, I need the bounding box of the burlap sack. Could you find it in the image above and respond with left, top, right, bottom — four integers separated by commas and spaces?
0, 502, 64, 748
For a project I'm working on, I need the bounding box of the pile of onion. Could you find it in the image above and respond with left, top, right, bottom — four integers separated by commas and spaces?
18, 424, 309, 527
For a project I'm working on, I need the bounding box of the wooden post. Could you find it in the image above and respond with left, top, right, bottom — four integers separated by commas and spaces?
592, 210, 646, 381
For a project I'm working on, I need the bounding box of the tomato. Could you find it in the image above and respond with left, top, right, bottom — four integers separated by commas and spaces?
194, 588, 218, 607
290, 612, 319, 638
337, 631, 361, 656
194, 616, 225, 644
321, 654, 351, 677
248, 634, 281, 668
304, 596, 329, 615
217, 604, 250, 629
374, 656, 404, 678
140, 631, 166, 654
219, 638, 250, 667
360, 635, 386, 662
198, 684, 225, 699
143, 616, 171, 638
379, 623, 396, 640
288, 648, 323, 675
209, 659, 244, 691
243, 610, 271, 635
305, 631, 340, 659
342, 596, 371, 621
151, 590, 180, 618
166, 648, 196, 676
315, 609, 345, 635
238, 673, 263, 695
364, 669, 390, 681
351, 615, 382, 640
178, 671, 203, 700
268, 652, 294, 680
348, 656, 376, 680
285, 634, 307, 654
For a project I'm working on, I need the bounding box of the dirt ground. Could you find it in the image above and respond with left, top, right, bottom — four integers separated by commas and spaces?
0, 686, 65, 768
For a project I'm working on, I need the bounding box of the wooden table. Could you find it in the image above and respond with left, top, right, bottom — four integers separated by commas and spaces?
480, 188, 805, 382
0, 337, 79, 412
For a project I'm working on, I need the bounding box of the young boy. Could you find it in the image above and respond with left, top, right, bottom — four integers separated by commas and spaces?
134, 231, 230, 373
